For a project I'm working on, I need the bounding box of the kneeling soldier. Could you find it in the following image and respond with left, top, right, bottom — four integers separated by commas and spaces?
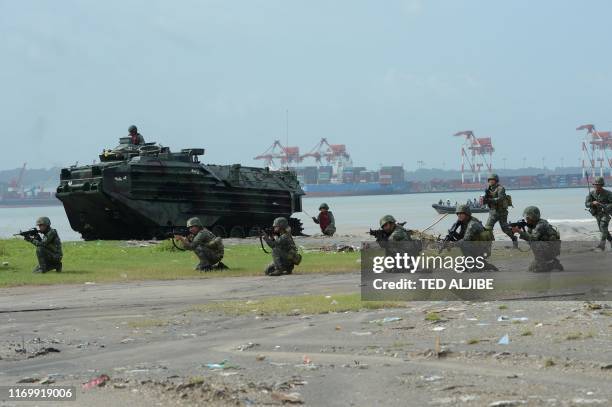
28, 217, 63, 273
511, 206, 563, 272
312, 203, 336, 236
176, 217, 226, 272
454, 205, 497, 271
263, 217, 301, 276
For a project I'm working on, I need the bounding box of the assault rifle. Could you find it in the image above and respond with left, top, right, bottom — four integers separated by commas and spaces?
509, 219, 528, 232
438, 221, 462, 253
14, 228, 41, 241
368, 222, 407, 242
165, 226, 191, 251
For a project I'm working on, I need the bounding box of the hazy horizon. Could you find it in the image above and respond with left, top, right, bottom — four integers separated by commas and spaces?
2, 0, 612, 171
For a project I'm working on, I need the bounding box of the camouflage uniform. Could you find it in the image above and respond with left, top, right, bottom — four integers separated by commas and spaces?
29, 217, 63, 273
313, 203, 336, 236
517, 206, 563, 272
455, 205, 496, 271
377, 215, 421, 271
584, 177, 612, 249
182, 218, 224, 271
128, 125, 145, 145
264, 217, 300, 276
484, 174, 517, 245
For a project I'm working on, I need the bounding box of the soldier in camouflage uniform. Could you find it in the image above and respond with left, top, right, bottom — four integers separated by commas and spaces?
312, 203, 336, 236
511, 206, 563, 272
263, 217, 301, 276
585, 176, 612, 251
484, 174, 518, 249
454, 205, 497, 271
376, 215, 423, 272
26, 217, 63, 273
176, 217, 226, 272
128, 125, 145, 145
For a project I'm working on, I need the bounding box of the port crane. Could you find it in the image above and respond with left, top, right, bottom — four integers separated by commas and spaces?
576, 124, 612, 178
253, 140, 301, 169
453, 131, 494, 184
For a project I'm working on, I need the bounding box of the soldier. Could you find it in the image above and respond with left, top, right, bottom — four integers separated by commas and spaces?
483, 173, 518, 249
26, 217, 63, 273
585, 176, 612, 251
175, 217, 226, 271
379, 215, 411, 242
454, 205, 497, 271
263, 217, 301, 276
511, 206, 563, 272
312, 203, 336, 236
128, 125, 145, 145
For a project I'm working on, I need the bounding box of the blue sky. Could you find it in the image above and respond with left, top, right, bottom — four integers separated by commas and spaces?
1, 0, 611, 170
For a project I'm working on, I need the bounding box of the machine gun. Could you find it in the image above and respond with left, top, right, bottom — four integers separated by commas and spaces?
368, 222, 407, 243
438, 221, 462, 253
258, 227, 276, 254
14, 228, 41, 241
509, 219, 528, 232
165, 225, 191, 251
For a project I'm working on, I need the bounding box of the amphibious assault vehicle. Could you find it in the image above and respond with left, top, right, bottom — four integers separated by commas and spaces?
56, 138, 304, 240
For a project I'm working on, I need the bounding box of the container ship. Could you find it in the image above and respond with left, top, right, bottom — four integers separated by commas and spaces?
294, 165, 411, 197
0, 163, 62, 208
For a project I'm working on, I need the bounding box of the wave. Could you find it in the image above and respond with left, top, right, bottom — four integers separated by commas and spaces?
548, 218, 595, 223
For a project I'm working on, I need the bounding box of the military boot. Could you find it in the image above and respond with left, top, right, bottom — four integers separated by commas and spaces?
56, 262, 62, 272
608, 236, 612, 249
595, 241, 606, 251
215, 262, 229, 270
551, 258, 564, 271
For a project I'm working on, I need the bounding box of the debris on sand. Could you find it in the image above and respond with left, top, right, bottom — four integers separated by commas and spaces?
271, 391, 303, 403
498, 334, 510, 345
489, 401, 525, 407
17, 377, 39, 383
83, 374, 110, 390
236, 342, 258, 351
369, 317, 402, 324
28, 347, 61, 358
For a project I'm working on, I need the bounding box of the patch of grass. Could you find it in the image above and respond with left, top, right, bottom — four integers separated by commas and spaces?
566, 332, 582, 340
467, 338, 479, 345
544, 358, 555, 367
127, 319, 169, 329
521, 330, 533, 336
498, 305, 508, 310
191, 293, 407, 316
0, 239, 360, 287
425, 312, 441, 321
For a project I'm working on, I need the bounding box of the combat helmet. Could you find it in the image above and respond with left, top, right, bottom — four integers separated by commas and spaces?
319, 203, 329, 210
523, 206, 541, 221
186, 217, 203, 227
36, 216, 51, 226
379, 215, 396, 228
455, 204, 472, 216
128, 125, 138, 132
273, 217, 289, 229
487, 173, 499, 182
592, 176, 605, 186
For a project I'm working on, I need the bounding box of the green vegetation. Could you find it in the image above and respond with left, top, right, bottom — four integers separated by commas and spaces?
498, 305, 508, 310
544, 358, 555, 367
191, 293, 407, 316
0, 239, 359, 287
425, 312, 442, 321
521, 330, 533, 336
467, 338, 479, 345
127, 319, 169, 329
566, 332, 582, 340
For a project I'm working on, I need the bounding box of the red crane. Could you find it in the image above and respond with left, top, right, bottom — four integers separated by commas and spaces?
254, 140, 301, 168
453, 131, 494, 184
300, 138, 351, 164
577, 124, 612, 178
